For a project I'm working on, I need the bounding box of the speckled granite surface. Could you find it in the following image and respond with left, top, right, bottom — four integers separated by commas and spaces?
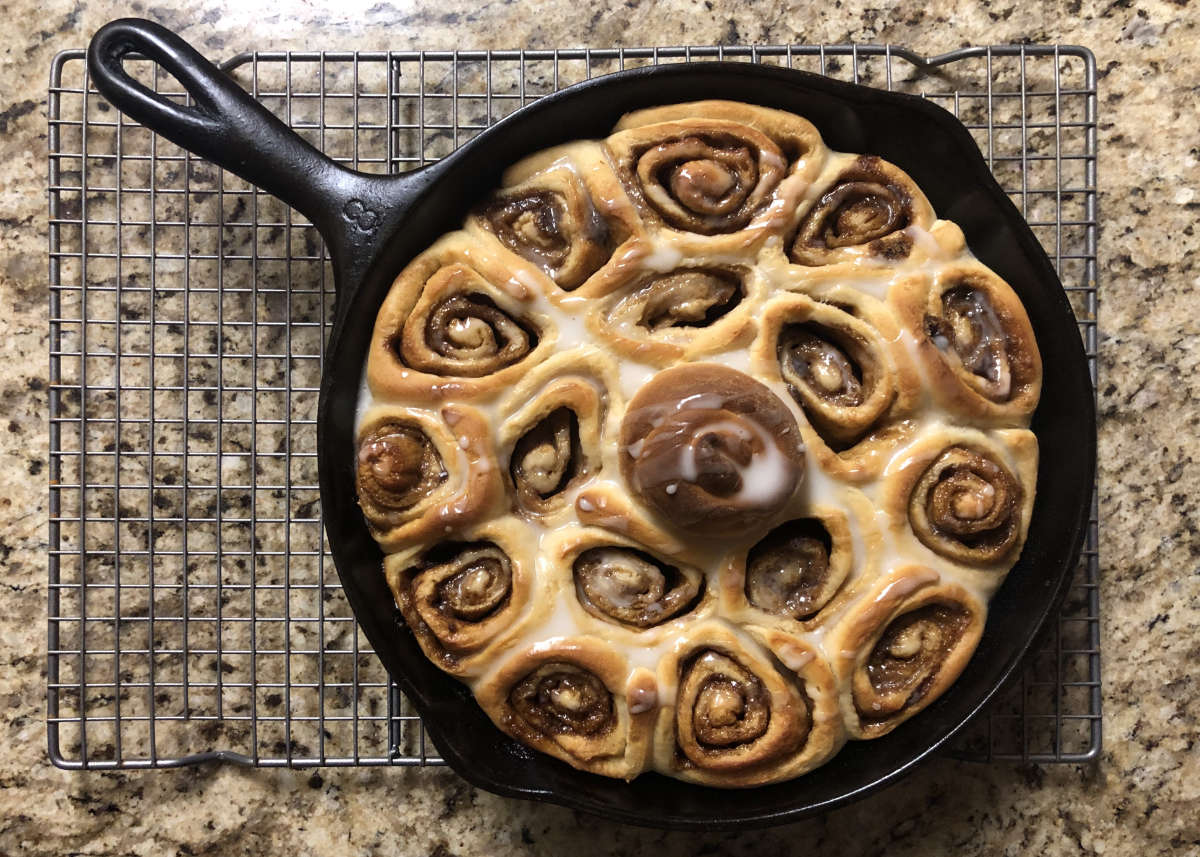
1, 0, 1198, 854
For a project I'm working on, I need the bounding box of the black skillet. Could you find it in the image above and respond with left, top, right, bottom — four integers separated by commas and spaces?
87, 18, 1095, 831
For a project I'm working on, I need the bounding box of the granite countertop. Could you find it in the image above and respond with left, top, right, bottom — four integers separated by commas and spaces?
1, 0, 1197, 853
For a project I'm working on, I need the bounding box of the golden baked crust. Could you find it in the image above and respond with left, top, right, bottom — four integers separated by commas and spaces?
889, 262, 1043, 424
824, 566, 986, 738
355, 404, 503, 553
473, 636, 656, 779
651, 621, 843, 787
356, 99, 1043, 784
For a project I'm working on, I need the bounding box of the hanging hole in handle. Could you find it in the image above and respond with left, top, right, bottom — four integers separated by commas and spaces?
87, 18, 251, 148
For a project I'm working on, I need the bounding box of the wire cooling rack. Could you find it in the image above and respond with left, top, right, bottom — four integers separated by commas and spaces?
47, 43, 1100, 769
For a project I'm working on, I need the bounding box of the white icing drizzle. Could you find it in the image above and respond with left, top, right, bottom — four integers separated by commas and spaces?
641, 242, 685, 273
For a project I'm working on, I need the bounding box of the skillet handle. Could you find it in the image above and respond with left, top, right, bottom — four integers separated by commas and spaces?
87, 18, 410, 288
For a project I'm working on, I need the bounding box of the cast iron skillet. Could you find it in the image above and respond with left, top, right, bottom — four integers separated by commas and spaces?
87, 18, 1095, 831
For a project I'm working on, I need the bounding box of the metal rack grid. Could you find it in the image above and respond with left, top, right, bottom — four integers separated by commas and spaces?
47, 43, 1100, 770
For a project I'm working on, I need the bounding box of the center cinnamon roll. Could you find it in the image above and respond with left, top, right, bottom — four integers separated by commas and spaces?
620, 364, 805, 536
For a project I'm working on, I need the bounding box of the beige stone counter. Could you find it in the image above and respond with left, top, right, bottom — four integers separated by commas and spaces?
0, 0, 1196, 853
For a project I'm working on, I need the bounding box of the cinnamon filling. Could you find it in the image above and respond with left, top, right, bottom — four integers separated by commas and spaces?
356, 422, 447, 526
909, 445, 1022, 563
510, 662, 614, 737
925, 285, 1014, 401
510, 407, 584, 506
745, 519, 841, 620
856, 604, 971, 720
573, 546, 702, 628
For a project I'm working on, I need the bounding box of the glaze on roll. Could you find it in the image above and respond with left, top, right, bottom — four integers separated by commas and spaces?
890, 263, 1042, 423
789, 155, 935, 267
744, 518, 842, 621
826, 568, 986, 738
573, 546, 704, 629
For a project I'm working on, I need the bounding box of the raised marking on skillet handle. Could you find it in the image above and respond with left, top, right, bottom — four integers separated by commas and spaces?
344, 198, 382, 233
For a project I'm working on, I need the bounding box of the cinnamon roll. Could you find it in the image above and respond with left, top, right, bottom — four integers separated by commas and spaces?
825, 567, 985, 738
745, 519, 841, 619
619, 364, 805, 537
881, 427, 1038, 574
607, 102, 823, 249
473, 637, 656, 779
385, 519, 540, 677
587, 263, 757, 366
721, 490, 882, 633
654, 622, 842, 786
754, 292, 920, 482
367, 233, 556, 402
541, 526, 711, 642
467, 142, 641, 294
789, 155, 936, 268
496, 351, 617, 519
890, 264, 1042, 423
355, 405, 501, 552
